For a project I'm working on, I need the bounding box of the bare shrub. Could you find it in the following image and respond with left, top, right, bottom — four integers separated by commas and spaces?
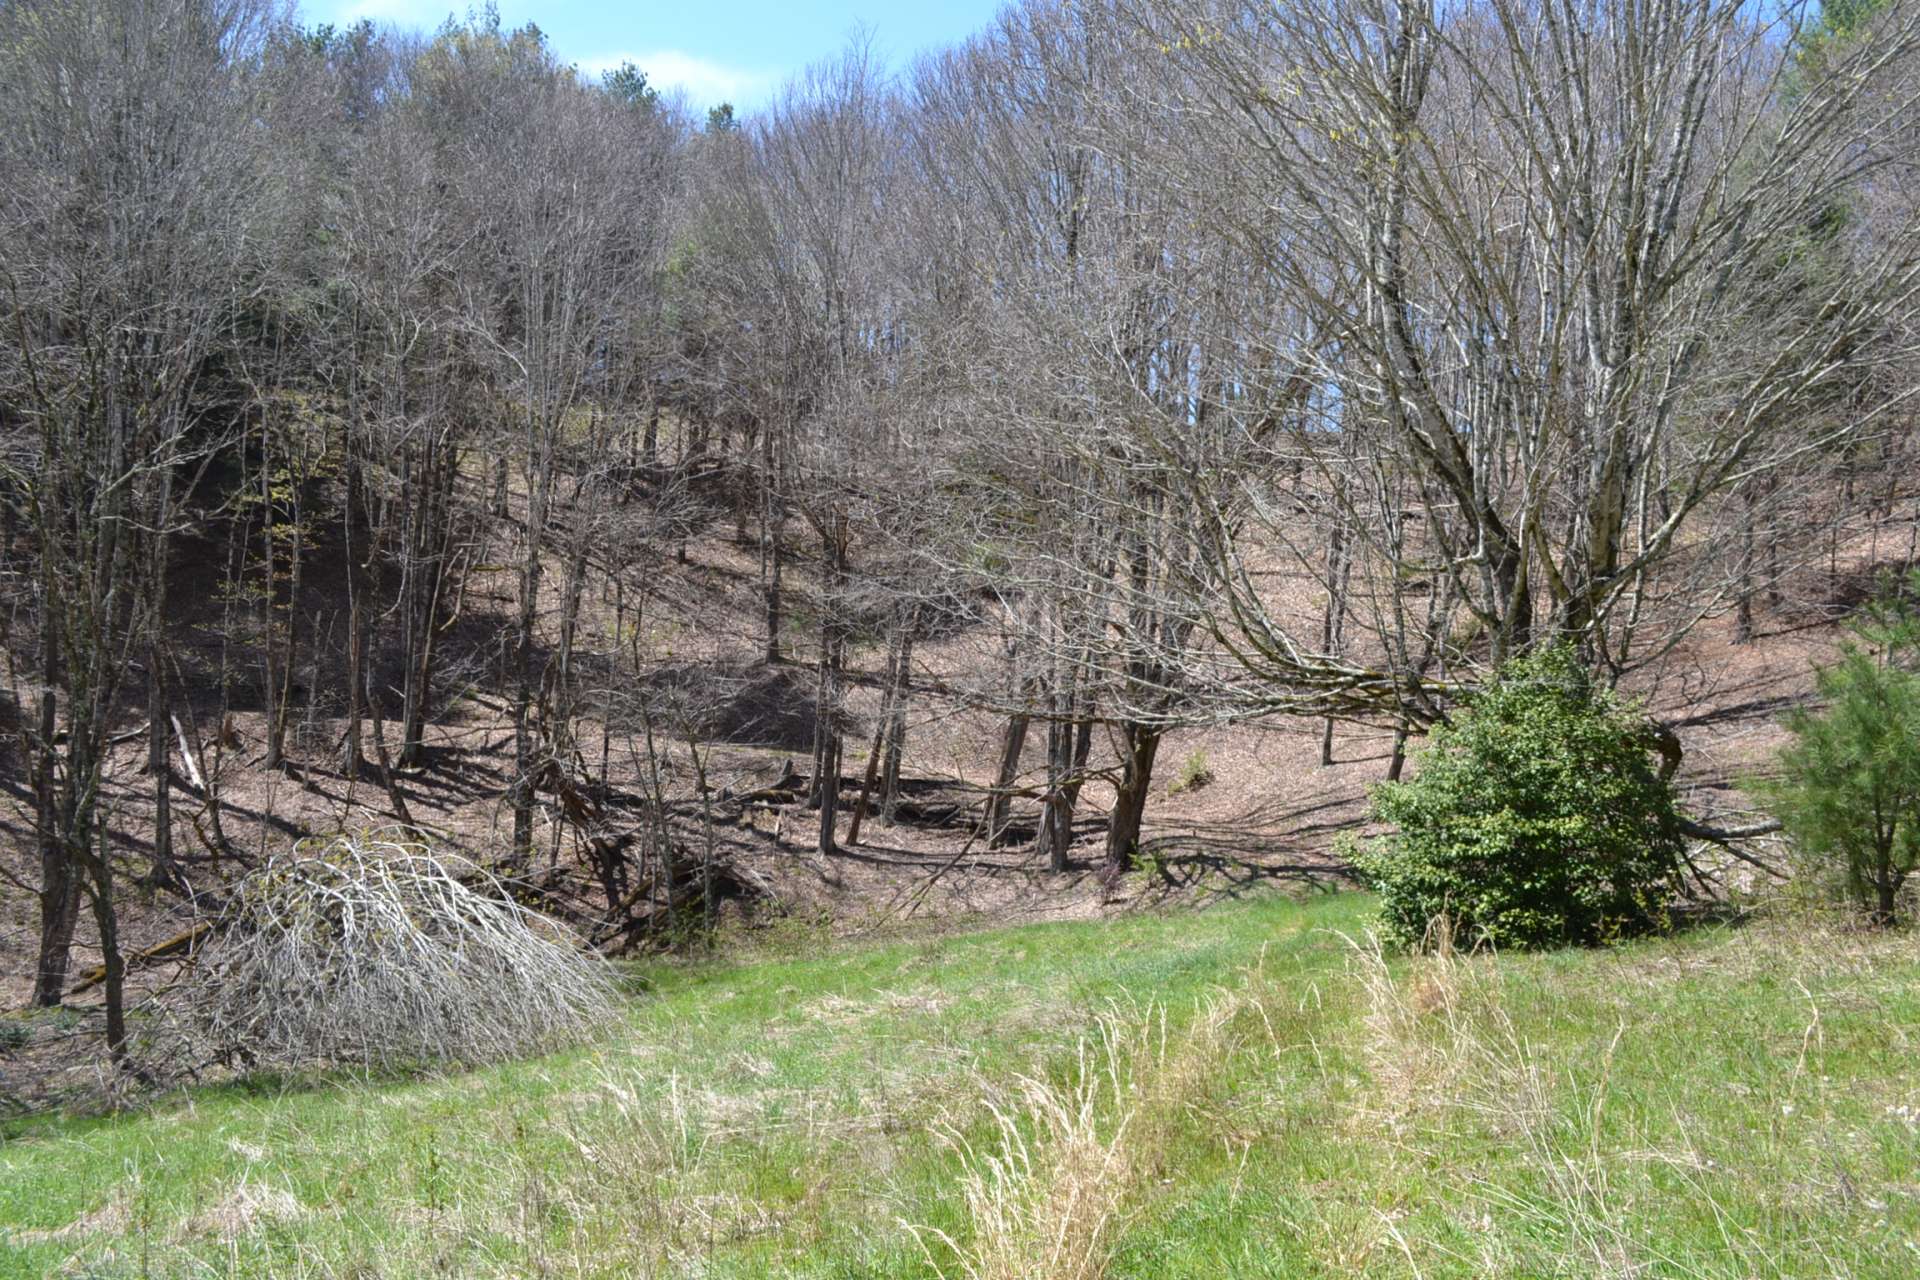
176, 832, 616, 1072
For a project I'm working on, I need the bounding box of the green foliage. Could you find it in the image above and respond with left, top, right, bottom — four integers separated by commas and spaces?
601, 60, 658, 110
1753, 574, 1920, 924
0, 1016, 27, 1054
1799, 0, 1889, 69
1167, 747, 1215, 796
1353, 645, 1684, 950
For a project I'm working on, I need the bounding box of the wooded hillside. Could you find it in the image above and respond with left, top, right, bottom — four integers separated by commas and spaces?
2, 0, 1917, 1081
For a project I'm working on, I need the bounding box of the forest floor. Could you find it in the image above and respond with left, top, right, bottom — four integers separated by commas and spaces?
5, 890, 1919, 1278
0, 497, 1896, 1105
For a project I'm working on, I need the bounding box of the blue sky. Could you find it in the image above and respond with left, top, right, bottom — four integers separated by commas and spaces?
306, 1, 1006, 109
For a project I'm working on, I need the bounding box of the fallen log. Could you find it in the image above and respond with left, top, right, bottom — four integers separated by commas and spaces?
1678, 815, 1784, 843
68, 920, 214, 997
723, 759, 803, 806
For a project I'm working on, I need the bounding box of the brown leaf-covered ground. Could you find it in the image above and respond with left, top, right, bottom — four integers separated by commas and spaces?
2, 493, 1912, 1107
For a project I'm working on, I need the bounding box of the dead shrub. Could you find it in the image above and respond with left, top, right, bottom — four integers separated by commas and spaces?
175, 831, 616, 1072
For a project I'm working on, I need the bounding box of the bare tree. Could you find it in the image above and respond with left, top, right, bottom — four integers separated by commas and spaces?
1140, 0, 1920, 734
680, 44, 910, 855
0, 0, 275, 1051
908, 1, 1280, 870
421, 18, 664, 864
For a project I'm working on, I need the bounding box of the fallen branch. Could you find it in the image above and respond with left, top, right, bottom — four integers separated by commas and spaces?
69, 921, 214, 997
1677, 814, 1787, 876
874, 822, 987, 927
724, 758, 803, 806
109, 720, 152, 749
1677, 815, 1784, 843
171, 714, 205, 793
177, 833, 614, 1070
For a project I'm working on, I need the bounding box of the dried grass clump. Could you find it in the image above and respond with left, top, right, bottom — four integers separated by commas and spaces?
929, 1016, 1145, 1280
179, 832, 616, 1072
921, 992, 1247, 1280
1347, 917, 1550, 1140
1351, 920, 1471, 1117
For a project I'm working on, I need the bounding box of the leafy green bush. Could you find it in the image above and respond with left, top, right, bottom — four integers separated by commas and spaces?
1753, 577, 1920, 925
1353, 646, 1684, 949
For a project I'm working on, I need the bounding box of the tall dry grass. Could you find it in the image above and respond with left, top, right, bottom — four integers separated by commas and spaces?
920, 988, 1247, 1280
1342, 918, 1802, 1278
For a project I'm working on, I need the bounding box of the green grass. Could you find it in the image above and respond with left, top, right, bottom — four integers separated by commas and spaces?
2, 891, 1918, 1277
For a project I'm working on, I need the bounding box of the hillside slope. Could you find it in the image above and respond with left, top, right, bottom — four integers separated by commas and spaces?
4, 892, 1917, 1278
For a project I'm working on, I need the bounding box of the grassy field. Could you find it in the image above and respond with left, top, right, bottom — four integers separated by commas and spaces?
3, 890, 1918, 1278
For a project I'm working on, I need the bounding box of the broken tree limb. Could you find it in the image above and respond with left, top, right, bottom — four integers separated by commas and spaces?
589, 852, 778, 953
68, 921, 214, 997
1677, 814, 1788, 877
725, 759, 802, 806
846, 720, 888, 847
171, 714, 205, 793
110, 720, 152, 750
873, 813, 991, 928
1677, 815, 1785, 844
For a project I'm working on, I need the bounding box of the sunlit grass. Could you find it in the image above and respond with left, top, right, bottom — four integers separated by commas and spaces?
3, 892, 1917, 1278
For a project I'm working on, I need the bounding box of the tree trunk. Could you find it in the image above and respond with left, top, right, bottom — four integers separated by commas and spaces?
1875, 875, 1899, 928
846, 625, 899, 847
271, 530, 303, 768
1734, 487, 1756, 645
549, 515, 593, 766
339, 449, 369, 780
879, 621, 914, 822
144, 454, 178, 886
1764, 476, 1783, 610
259, 426, 305, 773
762, 504, 784, 665
81, 829, 127, 1061
847, 714, 887, 847
1039, 715, 1073, 871
811, 529, 847, 856
399, 443, 458, 769
146, 641, 179, 891
491, 451, 510, 519
1492, 542, 1533, 661
31, 605, 76, 1007
815, 716, 841, 856
1320, 516, 1351, 764
1037, 696, 1093, 873
1104, 722, 1163, 870
988, 707, 1031, 845
760, 427, 783, 664
510, 444, 552, 867
33, 850, 81, 1008
260, 444, 287, 770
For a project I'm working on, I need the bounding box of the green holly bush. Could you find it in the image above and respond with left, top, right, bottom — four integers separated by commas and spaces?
1354, 645, 1684, 950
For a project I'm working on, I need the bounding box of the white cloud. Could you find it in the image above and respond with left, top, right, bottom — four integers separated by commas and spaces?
578, 49, 771, 107
328, 0, 453, 27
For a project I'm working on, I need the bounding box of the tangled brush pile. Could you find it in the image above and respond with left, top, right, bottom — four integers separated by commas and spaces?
178, 832, 615, 1072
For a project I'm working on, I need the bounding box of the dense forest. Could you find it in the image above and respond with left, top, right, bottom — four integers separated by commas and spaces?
2, 0, 1918, 1076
